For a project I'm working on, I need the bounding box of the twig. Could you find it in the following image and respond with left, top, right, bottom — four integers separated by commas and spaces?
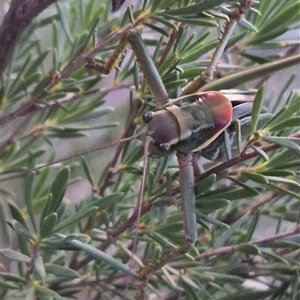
195, 225, 300, 260
224, 191, 279, 223
156, 26, 180, 69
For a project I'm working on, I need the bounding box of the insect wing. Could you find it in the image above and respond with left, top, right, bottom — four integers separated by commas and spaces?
201, 113, 273, 160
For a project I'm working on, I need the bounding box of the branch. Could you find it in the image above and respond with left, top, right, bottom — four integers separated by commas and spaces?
0, 0, 56, 74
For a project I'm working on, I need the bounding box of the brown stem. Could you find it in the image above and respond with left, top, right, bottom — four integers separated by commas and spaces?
156, 26, 179, 69
224, 190, 279, 224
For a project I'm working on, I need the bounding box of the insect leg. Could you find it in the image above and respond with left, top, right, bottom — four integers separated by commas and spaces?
85, 34, 128, 74
177, 152, 197, 245
181, 1, 255, 95
127, 30, 169, 107
138, 152, 197, 280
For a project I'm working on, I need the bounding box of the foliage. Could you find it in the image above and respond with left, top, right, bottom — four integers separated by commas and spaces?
0, 0, 300, 299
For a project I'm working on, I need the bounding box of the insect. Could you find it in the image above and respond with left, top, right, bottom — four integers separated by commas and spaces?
1, 1, 300, 300
85, 26, 263, 286
51, 2, 269, 292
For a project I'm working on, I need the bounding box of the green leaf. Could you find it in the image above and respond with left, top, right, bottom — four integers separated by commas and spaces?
218, 290, 272, 300
40, 212, 58, 239
164, 79, 188, 90
0, 249, 31, 263
8, 203, 28, 229
261, 136, 300, 154
203, 272, 245, 284
201, 54, 300, 92
150, 202, 167, 225
207, 186, 262, 201
25, 50, 50, 76
264, 96, 300, 129
181, 39, 217, 64
226, 177, 261, 197
0, 272, 27, 283
41, 166, 70, 221
235, 243, 260, 255
264, 176, 300, 187
241, 171, 269, 184
272, 74, 297, 113
33, 253, 46, 280
44, 263, 80, 279
266, 148, 299, 168
268, 183, 300, 201
157, 53, 178, 76
64, 233, 91, 243
162, 14, 218, 27
81, 157, 95, 187
165, 0, 235, 16
238, 18, 258, 32
53, 206, 98, 232
12, 220, 34, 240
258, 2, 300, 35
268, 117, 300, 132
40, 193, 53, 226
150, 0, 175, 11
261, 251, 289, 265
90, 193, 124, 210
24, 171, 37, 232
123, 144, 144, 165
245, 211, 260, 243
196, 211, 230, 229
213, 214, 250, 248
195, 174, 217, 195
250, 86, 265, 133
196, 198, 230, 210
152, 156, 169, 188
250, 144, 269, 161
260, 170, 296, 177
34, 283, 65, 300
0, 280, 19, 290
57, 233, 138, 278
150, 16, 177, 31
5, 149, 45, 172
144, 22, 169, 37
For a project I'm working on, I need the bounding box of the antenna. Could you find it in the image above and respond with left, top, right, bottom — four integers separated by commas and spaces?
0, 132, 143, 182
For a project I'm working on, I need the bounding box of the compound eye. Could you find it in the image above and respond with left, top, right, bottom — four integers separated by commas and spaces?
158, 143, 171, 152
143, 111, 154, 123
